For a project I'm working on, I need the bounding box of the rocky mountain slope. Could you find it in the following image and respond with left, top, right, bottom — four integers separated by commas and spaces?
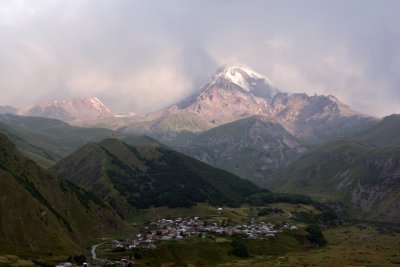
71, 65, 377, 187
0, 133, 126, 255
170, 115, 308, 186
4, 66, 375, 144
18, 96, 113, 122
50, 138, 260, 216
87, 65, 376, 144
265, 115, 400, 222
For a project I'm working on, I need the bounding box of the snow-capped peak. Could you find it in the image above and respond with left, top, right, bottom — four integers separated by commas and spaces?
17, 96, 113, 122
222, 66, 276, 86
205, 65, 281, 98
84, 96, 112, 113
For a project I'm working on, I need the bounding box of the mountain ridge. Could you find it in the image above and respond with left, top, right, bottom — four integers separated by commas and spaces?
15, 96, 113, 122
101, 65, 378, 143
265, 117, 400, 222
169, 115, 308, 186
50, 138, 261, 216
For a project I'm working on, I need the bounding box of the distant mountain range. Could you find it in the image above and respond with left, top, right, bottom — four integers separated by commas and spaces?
82, 65, 376, 143
0, 65, 381, 186
0, 66, 377, 143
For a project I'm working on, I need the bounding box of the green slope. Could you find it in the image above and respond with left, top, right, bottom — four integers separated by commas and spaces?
354, 114, 400, 147
0, 133, 127, 256
168, 115, 308, 186
0, 114, 130, 168
266, 137, 400, 222
115, 111, 217, 142
50, 138, 260, 216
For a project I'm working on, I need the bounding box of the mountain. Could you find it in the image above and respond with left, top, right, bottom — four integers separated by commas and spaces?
50, 138, 260, 216
265, 133, 400, 222
170, 115, 308, 186
354, 114, 400, 148
174, 65, 281, 124
0, 114, 123, 168
0, 133, 126, 255
177, 65, 377, 141
268, 93, 378, 142
88, 65, 376, 143
18, 96, 113, 122
205, 65, 281, 98
0, 105, 17, 115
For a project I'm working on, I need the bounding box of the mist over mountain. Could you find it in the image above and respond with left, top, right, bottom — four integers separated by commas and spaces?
0, 65, 379, 187
17, 96, 113, 122
71, 66, 376, 143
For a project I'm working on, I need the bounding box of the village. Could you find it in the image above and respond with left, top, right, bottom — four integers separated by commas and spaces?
55, 211, 301, 266
111, 214, 299, 251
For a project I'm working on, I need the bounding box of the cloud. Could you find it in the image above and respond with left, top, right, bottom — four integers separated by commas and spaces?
0, 0, 399, 116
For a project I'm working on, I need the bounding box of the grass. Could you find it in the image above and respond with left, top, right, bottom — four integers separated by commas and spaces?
0, 254, 71, 267
127, 203, 318, 230
3, 203, 399, 266
262, 225, 400, 267
93, 204, 400, 266
94, 203, 319, 266
96, 232, 308, 267
0, 255, 34, 267
103, 224, 400, 267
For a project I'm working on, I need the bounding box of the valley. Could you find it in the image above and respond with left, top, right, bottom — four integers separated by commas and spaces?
2, 0, 400, 266
0, 66, 399, 266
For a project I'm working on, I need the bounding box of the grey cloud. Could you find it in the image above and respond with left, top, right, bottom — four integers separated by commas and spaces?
0, 0, 399, 116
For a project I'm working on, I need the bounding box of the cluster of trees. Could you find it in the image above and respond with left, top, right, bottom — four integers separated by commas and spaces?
246, 192, 316, 206
230, 240, 249, 258
305, 225, 327, 247
106, 146, 259, 209
257, 207, 284, 216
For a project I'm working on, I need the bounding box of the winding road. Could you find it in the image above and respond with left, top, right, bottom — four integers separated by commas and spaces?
91, 242, 108, 262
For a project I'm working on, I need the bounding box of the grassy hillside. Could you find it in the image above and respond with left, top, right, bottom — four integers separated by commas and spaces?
168, 115, 308, 186
0, 114, 154, 168
266, 137, 400, 222
50, 138, 261, 217
354, 114, 400, 147
0, 133, 127, 257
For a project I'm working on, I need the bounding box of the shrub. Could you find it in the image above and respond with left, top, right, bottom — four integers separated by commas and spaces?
305, 224, 327, 246
230, 240, 249, 258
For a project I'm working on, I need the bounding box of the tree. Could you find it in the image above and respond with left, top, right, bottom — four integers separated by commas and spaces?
230, 240, 249, 258
305, 224, 327, 246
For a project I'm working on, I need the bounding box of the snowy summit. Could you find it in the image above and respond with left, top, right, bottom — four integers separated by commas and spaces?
204, 65, 281, 99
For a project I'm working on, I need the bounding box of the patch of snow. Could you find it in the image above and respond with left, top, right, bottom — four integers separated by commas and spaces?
223, 67, 252, 92
206, 65, 281, 97
86, 96, 111, 113
114, 112, 137, 118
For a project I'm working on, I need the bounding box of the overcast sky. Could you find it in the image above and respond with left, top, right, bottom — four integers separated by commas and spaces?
0, 0, 399, 116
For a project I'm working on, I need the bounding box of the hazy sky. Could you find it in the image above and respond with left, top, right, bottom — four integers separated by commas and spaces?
0, 0, 399, 116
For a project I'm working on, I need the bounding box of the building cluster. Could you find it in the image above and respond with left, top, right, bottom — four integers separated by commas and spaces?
113, 216, 299, 251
